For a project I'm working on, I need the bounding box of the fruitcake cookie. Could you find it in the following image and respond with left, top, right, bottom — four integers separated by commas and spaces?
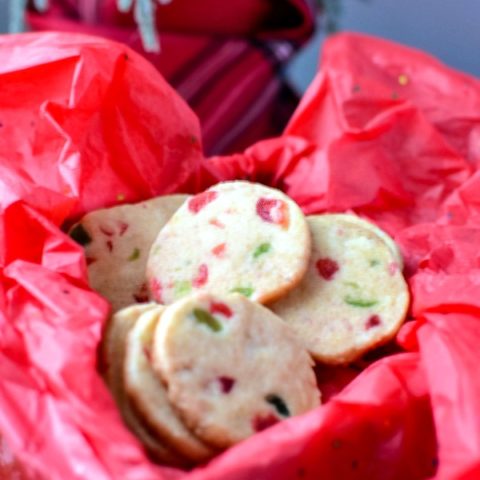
124, 306, 215, 463
271, 215, 410, 364
70, 194, 189, 312
152, 292, 320, 449
101, 303, 186, 466
102, 303, 157, 401
146, 181, 311, 305
326, 214, 403, 268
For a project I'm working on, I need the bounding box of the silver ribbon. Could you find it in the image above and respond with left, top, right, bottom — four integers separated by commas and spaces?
8, 0, 174, 53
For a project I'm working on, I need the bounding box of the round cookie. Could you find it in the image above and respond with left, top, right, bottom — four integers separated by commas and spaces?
271, 215, 410, 364
152, 292, 320, 449
124, 305, 215, 463
102, 303, 157, 401
326, 214, 404, 268
146, 181, 311, 305
101, 303, 187, 466
69, 194, 189, 312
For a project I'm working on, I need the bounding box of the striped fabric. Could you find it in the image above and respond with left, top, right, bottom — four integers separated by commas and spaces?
27, 0, 316, 155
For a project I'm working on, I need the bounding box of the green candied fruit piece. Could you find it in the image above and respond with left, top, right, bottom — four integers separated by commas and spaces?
343, 281, 360, 289
253, 242, 271, 259
128, 247, 141, 261
230, 286, 254, 298
193, 308, 222, 332
70, 224, 92, 246
265, 394, 290, 417
369, 259, 381, 267
175, 280, 192, 297
344, 295, 378, 308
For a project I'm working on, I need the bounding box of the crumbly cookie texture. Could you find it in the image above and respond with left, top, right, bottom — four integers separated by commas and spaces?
271, 215, 410, 364
70, 194, 189, 312
101, 303, 188, 467
324, 214, 403, 268
146, 181, 311, 305
153, 292, 320, 449
124, 305, 215, 463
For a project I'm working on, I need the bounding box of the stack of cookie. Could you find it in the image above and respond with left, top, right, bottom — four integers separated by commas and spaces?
71, 181, 409, 466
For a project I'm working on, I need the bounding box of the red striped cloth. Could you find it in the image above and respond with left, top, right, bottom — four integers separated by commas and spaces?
1, 4, 316, 476
27, 0, 316, 155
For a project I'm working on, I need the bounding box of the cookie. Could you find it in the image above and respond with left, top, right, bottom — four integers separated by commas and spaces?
123, 305, 215, 463
326, 214, 403, 268
101, 303, 187, 466
271, 215, 410, 364
152, 292, 320, 449
70, 194, 189, 312
102, 303, 157, 401
146, 181, 311, 305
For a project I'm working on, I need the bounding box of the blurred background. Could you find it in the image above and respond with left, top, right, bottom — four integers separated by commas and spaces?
1, 0, 478, 94
287, 0, 480, 92
0, 0, 479, 158
1, 0, 479, 155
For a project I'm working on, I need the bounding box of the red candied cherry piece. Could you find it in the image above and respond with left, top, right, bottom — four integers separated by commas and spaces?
150, 278, 163, 303
86, 257, 97, 266
118, 221, 129, 235
143, 345, 152, 363
252, 413, 280, 432
210, 301, 233, 318
211, 243, 226, 257
209, 218, 225, 228
366, 314, 382, 329
256, 198, 289, 228
99, 225, 114, 236
316, 258, 339, 280
133, 282, 149, 303
188, 191, 218, 214
106, 240, 113, 252
218, 376, 236, 394
388, 262, 399, 276
193, 264, 209, 288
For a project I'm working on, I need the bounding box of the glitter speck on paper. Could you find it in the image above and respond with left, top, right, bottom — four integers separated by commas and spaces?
398, 74, 409, 86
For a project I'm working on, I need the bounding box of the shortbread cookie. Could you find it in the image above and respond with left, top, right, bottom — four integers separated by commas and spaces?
102, 303, 157, 401
153, 293, 320, 449
101, 303, 187, 466
70, 195, 189, 312
326, 214, 403, 268
147, 181, 311, 305
271, 215, 410, 364
124, 306, 215, 463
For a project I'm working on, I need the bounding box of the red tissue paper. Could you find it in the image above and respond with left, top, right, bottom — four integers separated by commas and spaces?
1, 31, 480, 479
